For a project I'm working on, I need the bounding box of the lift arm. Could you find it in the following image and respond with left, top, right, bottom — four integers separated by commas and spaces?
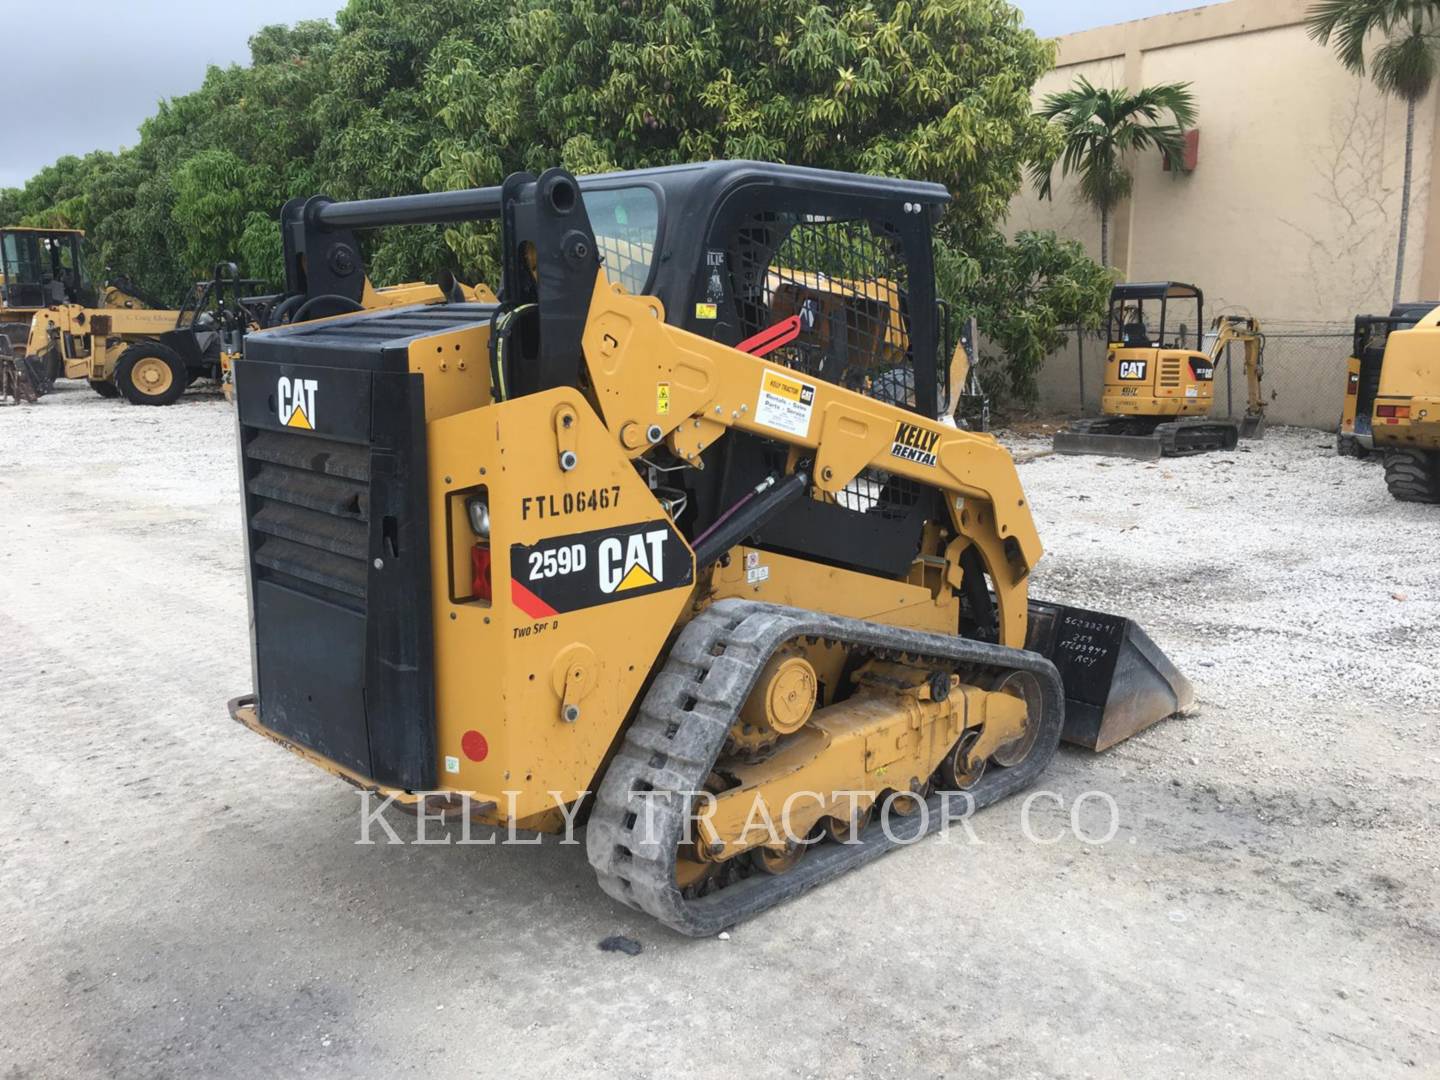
580, 274, 1044, 650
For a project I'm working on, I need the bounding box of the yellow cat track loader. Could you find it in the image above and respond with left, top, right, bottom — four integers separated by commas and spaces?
1054, 283, 1266, 460
1336, 303, 1436, 459
226, 163, 1191, 935
1367, 305, 1440, 502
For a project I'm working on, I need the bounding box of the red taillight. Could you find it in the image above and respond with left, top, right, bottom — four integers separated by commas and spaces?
471, 544, 492, 601
1376, 404, 1411, 419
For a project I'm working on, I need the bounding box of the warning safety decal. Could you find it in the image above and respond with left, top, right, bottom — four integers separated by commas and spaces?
754, 368, 817, 437
509, 519, 694, 617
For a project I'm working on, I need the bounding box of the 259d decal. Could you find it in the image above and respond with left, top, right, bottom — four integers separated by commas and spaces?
509, 519, 694, 618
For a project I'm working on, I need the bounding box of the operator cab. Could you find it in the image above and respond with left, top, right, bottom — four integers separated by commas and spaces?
272, 162, 956, 579
1108, 281, 1203, 352
0, 227, 90, 313
280, 161, 953, 419
1101, 281, 1219, 418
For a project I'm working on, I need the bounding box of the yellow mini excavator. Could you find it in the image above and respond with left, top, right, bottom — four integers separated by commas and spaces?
1054, 282, 1266, 460
226, 163, 1191, 934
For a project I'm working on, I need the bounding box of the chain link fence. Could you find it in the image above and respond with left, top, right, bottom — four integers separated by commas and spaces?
1033, 323, 1353, 430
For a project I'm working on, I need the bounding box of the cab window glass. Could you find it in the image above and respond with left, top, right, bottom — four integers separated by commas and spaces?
583, 187, 659, 295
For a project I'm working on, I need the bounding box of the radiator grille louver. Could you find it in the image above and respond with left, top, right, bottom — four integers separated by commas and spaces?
1160, 358, 1182, 388
244, 431, 370, 608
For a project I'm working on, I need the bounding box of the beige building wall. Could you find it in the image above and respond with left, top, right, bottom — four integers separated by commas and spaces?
1010, 0, 1440, 326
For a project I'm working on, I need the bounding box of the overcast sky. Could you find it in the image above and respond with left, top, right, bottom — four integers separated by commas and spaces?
2, 0, 1206, 190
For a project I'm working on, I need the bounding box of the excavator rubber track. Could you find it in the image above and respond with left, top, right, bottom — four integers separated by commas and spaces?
1054, 416, 1243, 461
585, 599, 1065, 937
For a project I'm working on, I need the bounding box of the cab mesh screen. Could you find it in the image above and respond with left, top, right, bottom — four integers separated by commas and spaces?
728, 212, 924, 519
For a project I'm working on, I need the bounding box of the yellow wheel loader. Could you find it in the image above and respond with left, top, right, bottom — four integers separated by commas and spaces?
1366, 305, 1440, 502
27, 280, 256, 405
0, 226, 90, 401
1336, 303, 1435, 459
226, 163, 1191, 935
0, 225, 255, 405
1054, 283, 1266, 460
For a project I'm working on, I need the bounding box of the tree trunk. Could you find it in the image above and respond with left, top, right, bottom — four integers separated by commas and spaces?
1100, 204, 1109, 269
1394, 96, 1416, 307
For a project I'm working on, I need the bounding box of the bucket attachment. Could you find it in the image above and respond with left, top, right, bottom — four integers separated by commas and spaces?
1239, 413, 1266, 440
0, 334, 53, 404
1025, 599, 1194, 751
1052, 429, 1163, 461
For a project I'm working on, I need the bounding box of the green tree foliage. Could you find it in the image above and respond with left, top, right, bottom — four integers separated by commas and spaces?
1, 0, 1109, 402
477, 0, 1050, 233
1029, 76, 1197, 269
947, 230, 1113, 401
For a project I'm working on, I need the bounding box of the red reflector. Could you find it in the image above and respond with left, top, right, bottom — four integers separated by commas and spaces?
1376, 405, 1411, 419
461, 730, 488, 762
471, 544, 492, 601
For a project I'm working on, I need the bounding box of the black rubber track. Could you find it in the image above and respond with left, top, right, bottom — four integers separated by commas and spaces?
1152, 419, 1240, 456
585, 599, 1065, 936
1057, 416, 1240, 458
1383, 448, 1440, 504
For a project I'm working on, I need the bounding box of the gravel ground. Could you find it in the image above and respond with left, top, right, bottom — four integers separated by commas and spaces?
1, 383, 1437, 1079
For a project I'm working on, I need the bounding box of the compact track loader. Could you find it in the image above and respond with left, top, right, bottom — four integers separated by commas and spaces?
1054, 283, 1266, 460
1336, 303, 1436, 459
227, 163, 1191, 934
1366, 305, 1440, 502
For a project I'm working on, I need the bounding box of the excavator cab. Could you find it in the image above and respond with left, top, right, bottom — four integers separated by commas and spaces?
1101, 282, 1213, 418
0, 227, 93, 398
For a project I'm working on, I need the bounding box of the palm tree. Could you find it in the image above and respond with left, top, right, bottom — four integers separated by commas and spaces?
1307, 1, 1440, 306
1029, 77, 1197, 269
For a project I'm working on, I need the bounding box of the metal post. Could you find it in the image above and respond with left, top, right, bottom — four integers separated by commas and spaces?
1076, 328, 1086, 416
1225, 341, 1234, 417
